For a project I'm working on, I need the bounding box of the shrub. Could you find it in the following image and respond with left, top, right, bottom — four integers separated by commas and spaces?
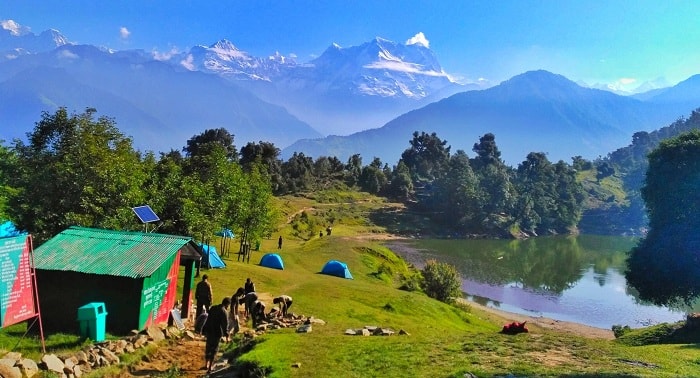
421, 259, 462, 303
612, 324, 631, 338
398, 271, 422, 292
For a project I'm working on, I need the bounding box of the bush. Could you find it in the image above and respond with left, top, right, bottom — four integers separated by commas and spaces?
421, 259, 462, 303
398, 270, 422, 292
612, 324, 631, 338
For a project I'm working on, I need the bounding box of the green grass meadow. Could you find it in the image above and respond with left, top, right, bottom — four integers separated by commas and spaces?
2, 191, 700, 377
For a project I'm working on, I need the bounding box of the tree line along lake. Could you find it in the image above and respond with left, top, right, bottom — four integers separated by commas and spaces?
387, 235, 693, 330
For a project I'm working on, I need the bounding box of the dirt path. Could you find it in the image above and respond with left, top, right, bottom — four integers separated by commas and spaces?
115, 293, 275, 378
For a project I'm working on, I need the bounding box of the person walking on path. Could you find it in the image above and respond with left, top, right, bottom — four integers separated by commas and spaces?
272, 295, 293, 317
203, 297, 230, 373
278, 235, 283, 249
195, 274, 213, 318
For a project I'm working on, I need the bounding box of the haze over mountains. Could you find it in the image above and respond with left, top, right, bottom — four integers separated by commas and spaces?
1, 20, 699, 165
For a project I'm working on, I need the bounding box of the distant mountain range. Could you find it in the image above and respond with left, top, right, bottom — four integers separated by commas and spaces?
1, 20, 700, 165
284, 71, 700, 165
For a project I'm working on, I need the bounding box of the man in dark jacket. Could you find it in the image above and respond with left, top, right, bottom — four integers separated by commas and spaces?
203, 297, 230, 373
195, 274, 213, 318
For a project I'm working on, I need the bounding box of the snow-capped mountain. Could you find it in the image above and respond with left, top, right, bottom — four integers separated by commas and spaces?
0, 20, 68, 61
166, 33, 471, 135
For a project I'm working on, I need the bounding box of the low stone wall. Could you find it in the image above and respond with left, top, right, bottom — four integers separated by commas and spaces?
0, 324, 183, 378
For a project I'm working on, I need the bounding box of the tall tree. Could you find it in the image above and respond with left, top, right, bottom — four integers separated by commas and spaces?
0, 142, 18, 221
431, 150, 479, 229
184, 128, 237, 161
400, 131, 451, 182
10, 108, 146, 241
626, 130, 700, 305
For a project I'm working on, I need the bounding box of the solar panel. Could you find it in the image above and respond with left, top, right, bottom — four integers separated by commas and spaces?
132, 205, 160, 223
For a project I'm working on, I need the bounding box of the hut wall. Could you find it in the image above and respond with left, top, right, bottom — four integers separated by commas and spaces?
36, 270, 143, 335
139, 253, 180, 329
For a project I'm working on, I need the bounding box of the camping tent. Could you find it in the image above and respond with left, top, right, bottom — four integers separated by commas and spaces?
321, 260, 353, 279
198, 243, 226, 269
0, 221, 22, 238
259, 253, 284, 270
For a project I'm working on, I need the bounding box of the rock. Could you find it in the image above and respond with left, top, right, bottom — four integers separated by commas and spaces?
344, 329, 357, 335
74, 351, 89, 365
63, 357, 76, 371
399, 329, 410, 336
99, 347, 120, 365
18, 358, 39, 378
73, 364, 83, 378
364, 326, 378, 332
41, 354, 65, 374
145, 326, 165, 342
0, 363, 22, 378
3, 352, 21, 361
296, 324, 312, 333
0, 358, 17, 367
307, 317, 326, 325
133, 334, 149, 348
183, 330, 197, 340
292, 362, 301, 368
360, 329, 371, 336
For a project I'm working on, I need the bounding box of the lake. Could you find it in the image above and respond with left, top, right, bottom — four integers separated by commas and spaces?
387, 235, 690, 330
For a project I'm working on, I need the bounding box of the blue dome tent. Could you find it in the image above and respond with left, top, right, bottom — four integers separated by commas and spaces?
259, 253, 284, 270
321, 260, 353, 279
0, 221, 23, 238
197, 243, 226, 269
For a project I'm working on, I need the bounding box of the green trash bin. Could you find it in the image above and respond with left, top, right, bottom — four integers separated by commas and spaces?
77, 302, 107, 341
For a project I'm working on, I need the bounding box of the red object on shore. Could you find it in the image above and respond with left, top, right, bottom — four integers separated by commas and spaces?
501, 321, 528, 334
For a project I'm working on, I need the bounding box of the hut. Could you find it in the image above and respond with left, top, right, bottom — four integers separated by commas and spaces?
33, 226, 202, 335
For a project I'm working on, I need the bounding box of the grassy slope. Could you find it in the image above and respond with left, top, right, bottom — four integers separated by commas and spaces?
202, 192, 700, 378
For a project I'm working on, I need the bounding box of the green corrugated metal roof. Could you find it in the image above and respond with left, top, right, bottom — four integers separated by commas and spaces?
33, 226, 197, 278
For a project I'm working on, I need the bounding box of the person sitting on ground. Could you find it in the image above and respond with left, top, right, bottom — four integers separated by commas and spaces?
252, 300, 266, 327
202, 297, 230, 373
243, 291, 258, 319
272, 295, 293, 317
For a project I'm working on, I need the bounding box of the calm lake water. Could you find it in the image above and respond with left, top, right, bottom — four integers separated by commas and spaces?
388, 235, 690, 330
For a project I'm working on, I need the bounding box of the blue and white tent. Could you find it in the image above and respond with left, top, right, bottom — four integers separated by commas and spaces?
259, 253, 284, 270
197, 243, 226, 269
321, 260, 353, 279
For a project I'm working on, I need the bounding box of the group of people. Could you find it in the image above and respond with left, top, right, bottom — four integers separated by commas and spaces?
194, 274, 294, 373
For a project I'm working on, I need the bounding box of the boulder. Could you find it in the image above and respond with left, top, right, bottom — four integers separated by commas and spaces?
145, 326, 165, 342
17, 358, 39, 378
2, 352, 21, 361
40, 354, 64, 374
0, 363, 21, 378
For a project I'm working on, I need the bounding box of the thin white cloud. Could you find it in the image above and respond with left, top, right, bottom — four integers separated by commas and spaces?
152, 47, 179, 61
364, 60, 448, 77
119, 27, 131, 40
57, 49, 79, 60
405, 32, 429, 48
618, 77, 636, 85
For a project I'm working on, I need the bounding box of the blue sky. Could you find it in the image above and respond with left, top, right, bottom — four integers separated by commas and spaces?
2, 0, 699, 90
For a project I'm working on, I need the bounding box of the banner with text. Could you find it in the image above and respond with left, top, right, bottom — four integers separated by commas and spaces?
0, 235, 37, 327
